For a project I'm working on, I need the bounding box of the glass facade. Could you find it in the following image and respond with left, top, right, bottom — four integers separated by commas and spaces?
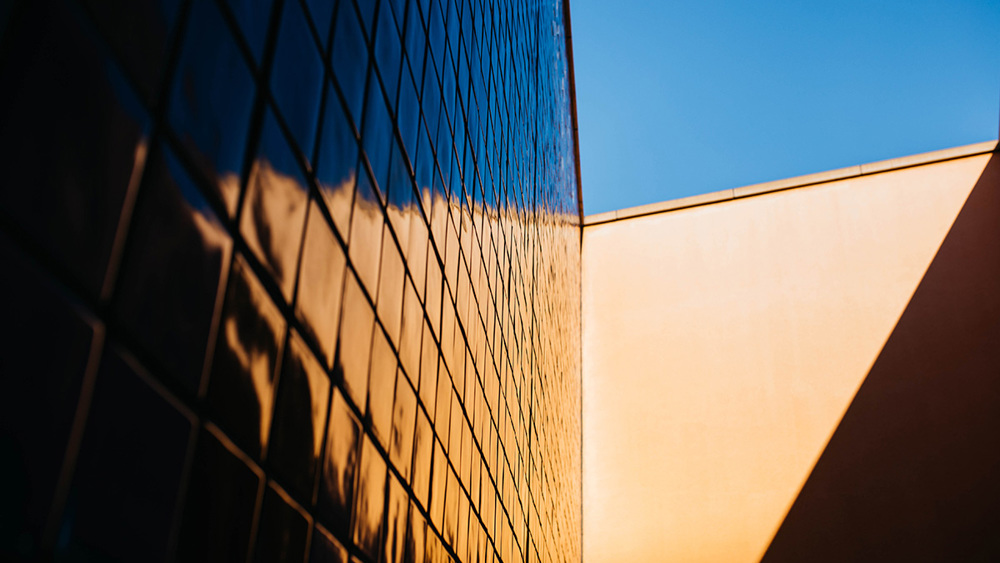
0, 0, 581, 561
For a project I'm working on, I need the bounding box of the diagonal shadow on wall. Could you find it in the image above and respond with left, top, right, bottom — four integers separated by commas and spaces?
760, 152, 1000, 563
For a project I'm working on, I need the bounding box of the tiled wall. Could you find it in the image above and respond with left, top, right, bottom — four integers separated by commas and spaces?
0, 0, 581, 561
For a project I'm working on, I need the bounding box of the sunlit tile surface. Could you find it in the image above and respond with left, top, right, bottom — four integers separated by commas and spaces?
0, 0, 581, 561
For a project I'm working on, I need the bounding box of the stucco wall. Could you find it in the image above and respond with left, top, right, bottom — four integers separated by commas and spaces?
581, 146, 999, 562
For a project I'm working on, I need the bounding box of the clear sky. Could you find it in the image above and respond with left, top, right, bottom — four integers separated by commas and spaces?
571, 0, 1000, 215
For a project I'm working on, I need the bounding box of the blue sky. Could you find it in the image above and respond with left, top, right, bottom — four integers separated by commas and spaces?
571, 0, 1000, 215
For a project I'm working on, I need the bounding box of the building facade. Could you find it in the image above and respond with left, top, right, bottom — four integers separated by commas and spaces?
582, 141, 1000, 562
5, 1, 998, 562
0, 0, 582, 561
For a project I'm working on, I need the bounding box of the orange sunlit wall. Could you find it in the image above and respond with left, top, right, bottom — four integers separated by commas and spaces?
582, 143, 1000, 562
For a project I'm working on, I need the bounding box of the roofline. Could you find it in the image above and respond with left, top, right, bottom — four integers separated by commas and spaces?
562, 0, 584, 228
584, 140, 999, 227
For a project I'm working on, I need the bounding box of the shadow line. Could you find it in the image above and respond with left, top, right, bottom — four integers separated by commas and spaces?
760, 153, 1000, 562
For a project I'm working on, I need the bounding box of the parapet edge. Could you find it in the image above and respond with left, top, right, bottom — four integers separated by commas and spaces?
584, 140, 999, 227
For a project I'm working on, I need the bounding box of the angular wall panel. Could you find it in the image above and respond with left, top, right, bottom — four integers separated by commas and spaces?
762, 153, 1000, 562
581, 151, 993, 563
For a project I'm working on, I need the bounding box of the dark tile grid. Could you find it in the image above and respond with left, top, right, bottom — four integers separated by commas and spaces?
0, 0, 580, 561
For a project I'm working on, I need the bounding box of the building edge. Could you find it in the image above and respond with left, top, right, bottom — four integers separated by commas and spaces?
560, 3, 585, 561
562, 0, 584, 230
584, 139, 1000, 227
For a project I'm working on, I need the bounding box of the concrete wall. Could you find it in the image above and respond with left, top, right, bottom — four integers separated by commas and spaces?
581, 143, 1000, 562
